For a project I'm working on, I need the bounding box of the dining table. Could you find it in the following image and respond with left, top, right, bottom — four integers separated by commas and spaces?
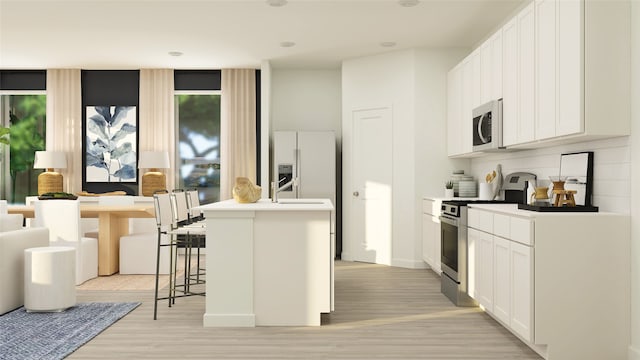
8, 203, 156, 276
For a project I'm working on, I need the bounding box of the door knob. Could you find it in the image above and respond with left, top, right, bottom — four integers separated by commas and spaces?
353, 191, 359, 197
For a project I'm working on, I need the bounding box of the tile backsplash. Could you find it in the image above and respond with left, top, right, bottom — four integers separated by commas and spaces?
470, 136, 631, 214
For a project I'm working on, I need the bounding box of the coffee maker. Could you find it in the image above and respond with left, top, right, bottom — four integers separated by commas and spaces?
502, 172, 536, 204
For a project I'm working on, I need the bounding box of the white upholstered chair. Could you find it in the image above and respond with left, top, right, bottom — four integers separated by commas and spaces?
0, 214, 24, 232
0, 227, 50, 314
0, 199, 8, 214
34, 200, 98, 285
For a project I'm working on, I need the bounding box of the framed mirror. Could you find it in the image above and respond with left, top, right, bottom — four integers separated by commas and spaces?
559, 151, 594, 207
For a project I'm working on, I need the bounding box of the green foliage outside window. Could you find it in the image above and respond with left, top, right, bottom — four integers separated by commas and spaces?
1, 95, 46, 202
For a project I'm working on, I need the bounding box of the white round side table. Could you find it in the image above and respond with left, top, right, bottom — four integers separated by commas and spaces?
24, 246, 76, 312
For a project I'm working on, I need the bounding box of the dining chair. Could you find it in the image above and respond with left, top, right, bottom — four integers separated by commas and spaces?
0, 214, 23, 232
120, 196, 170, 275
34, 199, 98, 285
0, 200, 7, 214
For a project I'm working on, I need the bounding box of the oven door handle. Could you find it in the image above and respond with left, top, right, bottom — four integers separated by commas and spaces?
439, 215, 458, 227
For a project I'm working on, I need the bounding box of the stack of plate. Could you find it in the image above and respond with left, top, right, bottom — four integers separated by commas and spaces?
450, 172, 473, 196
458, 180, 477, 197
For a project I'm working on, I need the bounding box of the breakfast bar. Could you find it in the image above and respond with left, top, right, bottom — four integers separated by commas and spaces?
197, 198, 334, 327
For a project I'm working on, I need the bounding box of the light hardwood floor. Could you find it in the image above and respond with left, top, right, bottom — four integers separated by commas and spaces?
71, 261, 542, 359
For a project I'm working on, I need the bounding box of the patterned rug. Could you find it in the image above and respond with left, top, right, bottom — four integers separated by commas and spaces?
0, 302, 140, 360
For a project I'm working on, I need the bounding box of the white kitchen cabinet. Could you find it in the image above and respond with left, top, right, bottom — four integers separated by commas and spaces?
468, 204, 630, 359
510, 240, 533, 341
535, 0, 583, 141
446, 65, 464, 157
480, 30, 503, 105
493, 236, 511, 325
471, 50, 482, 110
501, 16, 518, 147
451, 0, 630, 154
475, 232, 494, 313
502, 2, 535, 147
468, 207, 535, 343
421, 199, 441, 274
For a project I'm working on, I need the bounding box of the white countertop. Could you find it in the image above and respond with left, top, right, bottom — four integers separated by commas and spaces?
468, 203, 616, 218
195, 198, 334, 212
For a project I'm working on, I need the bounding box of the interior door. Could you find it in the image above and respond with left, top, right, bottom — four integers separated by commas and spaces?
351, 107, 392, 264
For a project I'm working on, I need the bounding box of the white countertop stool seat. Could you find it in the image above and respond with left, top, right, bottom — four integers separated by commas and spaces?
24, 246, 76, 312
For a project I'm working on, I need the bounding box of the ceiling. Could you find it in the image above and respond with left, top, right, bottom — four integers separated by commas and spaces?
0, 0, 526, 70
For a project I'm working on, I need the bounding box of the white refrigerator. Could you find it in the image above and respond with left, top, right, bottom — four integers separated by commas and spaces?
273, 130, 337, 311
272, 131, 336, 202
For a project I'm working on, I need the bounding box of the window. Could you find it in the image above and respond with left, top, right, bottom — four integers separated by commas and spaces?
0, 93, 46, 203
175, 92, 221, 204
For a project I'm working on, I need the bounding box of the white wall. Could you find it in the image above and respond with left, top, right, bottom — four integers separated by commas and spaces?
342, 49, 415, 266
630, 2, 640, 359
469, 136, 631, 213
270, 69, 342, 135
342, 48, 468, 268
414, 47, 469, 259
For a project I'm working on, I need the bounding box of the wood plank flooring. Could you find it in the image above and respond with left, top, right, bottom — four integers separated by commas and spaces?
70, 261, 542, 359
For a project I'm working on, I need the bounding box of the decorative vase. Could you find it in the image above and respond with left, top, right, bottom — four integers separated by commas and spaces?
232, 177, 262, 203
444, 188, 454, 198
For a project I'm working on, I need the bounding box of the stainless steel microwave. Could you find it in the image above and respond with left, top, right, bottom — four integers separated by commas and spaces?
472, 99, 503, 152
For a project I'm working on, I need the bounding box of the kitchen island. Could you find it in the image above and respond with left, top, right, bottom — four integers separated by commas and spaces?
196, 198, 334, 327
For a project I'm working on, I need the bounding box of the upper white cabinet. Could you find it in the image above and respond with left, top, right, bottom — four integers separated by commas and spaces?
503, 2, 535, 147
448, 0, 630, 155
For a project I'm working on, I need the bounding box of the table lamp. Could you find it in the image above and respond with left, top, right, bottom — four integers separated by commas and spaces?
33, 151, 67, 195
139, 151, 170, 196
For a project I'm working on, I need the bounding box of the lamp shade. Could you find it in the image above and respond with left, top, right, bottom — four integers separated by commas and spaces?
138, 151, 170, 169
33, 151, 67, 169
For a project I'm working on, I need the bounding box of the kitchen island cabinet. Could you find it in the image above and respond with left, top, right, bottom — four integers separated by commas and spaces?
467, 204, 629, 360
196, 198, 334, 327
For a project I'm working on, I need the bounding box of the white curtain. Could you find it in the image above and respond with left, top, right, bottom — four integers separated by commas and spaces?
139, 69, 175, 193
46, 69, 82, 193
220, 69, 257, 200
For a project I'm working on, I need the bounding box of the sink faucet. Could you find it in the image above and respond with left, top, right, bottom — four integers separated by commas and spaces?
271, 177, 298, 203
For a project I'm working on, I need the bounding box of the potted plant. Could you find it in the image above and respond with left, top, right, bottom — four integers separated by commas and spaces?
445, 181, 454, 198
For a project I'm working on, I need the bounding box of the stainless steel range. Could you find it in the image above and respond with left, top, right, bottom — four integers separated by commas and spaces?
439, 174, 534, 307
439, 200, 477, 307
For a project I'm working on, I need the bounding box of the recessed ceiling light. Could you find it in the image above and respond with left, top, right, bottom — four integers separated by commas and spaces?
398, 0, 419, 7
168, 51, 183, 57
380, 42, 397, 48
267, 0, 287, 6
280, 41, 296, 48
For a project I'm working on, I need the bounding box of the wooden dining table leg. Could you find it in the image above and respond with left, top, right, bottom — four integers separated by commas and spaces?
97, 213, 130, 276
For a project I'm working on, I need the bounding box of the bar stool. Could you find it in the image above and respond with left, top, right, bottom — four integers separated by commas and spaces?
24, 246, 76, 312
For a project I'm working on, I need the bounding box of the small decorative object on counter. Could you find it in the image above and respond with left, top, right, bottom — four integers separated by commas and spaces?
444, 181, 454, 198
232, 177, 262, 203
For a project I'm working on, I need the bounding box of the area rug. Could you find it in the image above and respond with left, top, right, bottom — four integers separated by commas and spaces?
0, 302, 140, 360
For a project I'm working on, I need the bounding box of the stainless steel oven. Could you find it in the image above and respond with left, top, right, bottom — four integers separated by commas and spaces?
439, 202, 476, 307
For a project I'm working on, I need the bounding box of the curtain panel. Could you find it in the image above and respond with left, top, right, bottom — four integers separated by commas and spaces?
46, 69, 82, 193
138, 69, 175, 193
220, 69, 257, 201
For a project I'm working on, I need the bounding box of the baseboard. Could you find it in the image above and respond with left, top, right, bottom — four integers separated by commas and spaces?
391, 258, 428, 269
629, 345, 640, 360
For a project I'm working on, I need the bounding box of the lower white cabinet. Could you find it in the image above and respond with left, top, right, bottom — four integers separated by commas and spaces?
468, 208, 534, 343
422, 199, 441, 274
510, 240, 533, 341
493, 236, 511, 325
467, 205, 630, 360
